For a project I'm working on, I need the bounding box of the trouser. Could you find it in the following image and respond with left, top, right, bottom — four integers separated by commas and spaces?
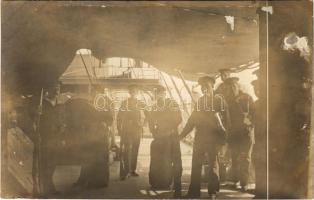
36, 145, 57, 196
188, 140, 219, 196
120, 133, 141, 177
217, 144, 229, 182
149, 135, 182, 190
76, 159, 109, 188
40, 162, 56, 195
170, 135, 183, 191
76, 134, 110, 188
229, 133, 254, 187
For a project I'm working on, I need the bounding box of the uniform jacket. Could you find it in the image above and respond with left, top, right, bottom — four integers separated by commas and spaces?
180, 95, 230, 145
39, 99, 65, 140
117, 97, 147, 136
148, 98, 182, 139
227, 92, 254, 136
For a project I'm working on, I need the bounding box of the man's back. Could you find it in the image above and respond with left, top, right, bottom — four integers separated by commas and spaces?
149, 98, 182, 137
181, 95, 228, 143
39, 99, 64, 140
227, 92, 254, 133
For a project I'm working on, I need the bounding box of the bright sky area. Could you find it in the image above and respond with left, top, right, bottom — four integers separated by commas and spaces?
75, 49, 258, 101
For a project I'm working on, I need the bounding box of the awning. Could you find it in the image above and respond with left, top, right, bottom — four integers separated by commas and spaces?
2, 1, 259, 93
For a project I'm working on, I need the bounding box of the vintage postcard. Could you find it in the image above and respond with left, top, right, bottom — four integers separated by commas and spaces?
1, 1, 313, 199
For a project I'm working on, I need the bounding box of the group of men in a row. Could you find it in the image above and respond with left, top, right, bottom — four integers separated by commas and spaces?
117, 68, 258, 199
10, 68, 262, 198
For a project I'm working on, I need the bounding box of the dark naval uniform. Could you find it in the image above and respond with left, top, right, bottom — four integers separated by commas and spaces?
37, 98, 65, 195
227, 91, 255, 188
180, 95, 229, 197
148, 98, 182, 193
117, 97, 146, 178
67, 98, 114, 188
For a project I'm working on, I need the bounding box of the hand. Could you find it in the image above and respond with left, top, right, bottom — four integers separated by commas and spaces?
243, 116, 252, 126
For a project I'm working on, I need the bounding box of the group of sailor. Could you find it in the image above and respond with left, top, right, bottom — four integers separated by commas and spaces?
6, 68, 263, 199
116, 68, 260, 199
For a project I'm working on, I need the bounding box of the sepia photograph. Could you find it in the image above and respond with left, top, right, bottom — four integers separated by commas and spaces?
1, 1, 313, 199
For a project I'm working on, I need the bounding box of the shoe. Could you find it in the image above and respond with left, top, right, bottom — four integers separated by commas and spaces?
208, 193, 217, 199
130, 171, 139, 177
241, 185, 249, 192
234, 181, 241, 189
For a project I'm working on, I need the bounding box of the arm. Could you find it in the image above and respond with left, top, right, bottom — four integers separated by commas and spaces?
214, 96, 231, 132
214, 112, 226, 132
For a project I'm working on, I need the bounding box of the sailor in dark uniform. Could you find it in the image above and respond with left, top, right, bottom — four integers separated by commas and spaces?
222, 77, 255, 191
35, 82, 64, 196
71, 86, 114, 189
148, 86, 183, 197
117, 85, 146, 180
179, 76, 229, 198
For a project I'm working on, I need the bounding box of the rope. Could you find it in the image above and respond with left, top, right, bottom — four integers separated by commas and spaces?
169, 75, 190, 115
176, 70, 196, 105
159, 71, 174, 100
79, 51, 94, 86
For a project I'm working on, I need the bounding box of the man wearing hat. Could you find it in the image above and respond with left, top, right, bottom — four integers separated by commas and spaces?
222, 77, 255, 191
117, 84, 147, 180
179, 76, 229, 198
148, 85, 183, 197
35, 81, 65, 196
216, 68, 231, 96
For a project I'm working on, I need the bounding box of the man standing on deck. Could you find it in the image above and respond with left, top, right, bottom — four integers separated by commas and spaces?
179, 76, 229, 199
35, 82, 64, 196
148, 85, 183, 198
222, 77, 255, 191
117, 84, 146, 180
